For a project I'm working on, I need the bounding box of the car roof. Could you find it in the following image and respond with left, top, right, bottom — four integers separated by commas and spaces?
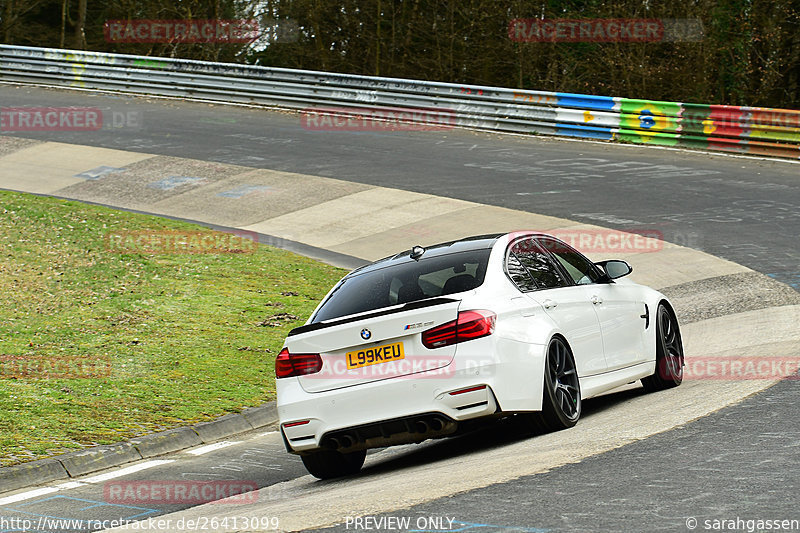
347, 233, 506, 277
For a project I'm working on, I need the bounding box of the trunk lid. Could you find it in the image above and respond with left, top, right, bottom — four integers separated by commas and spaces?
287, 299, 461, 393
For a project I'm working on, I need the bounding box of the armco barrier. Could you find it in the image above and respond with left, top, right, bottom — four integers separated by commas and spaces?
1, 44, 798, 159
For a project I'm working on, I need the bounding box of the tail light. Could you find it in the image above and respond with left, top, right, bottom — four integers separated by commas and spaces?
421, 310, 496, 349
276, 348, 322, 378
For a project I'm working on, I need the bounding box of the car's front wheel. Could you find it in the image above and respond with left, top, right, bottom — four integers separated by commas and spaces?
642, 304, 684, 392
301, 449, 367, 480
537, 336, 581, 431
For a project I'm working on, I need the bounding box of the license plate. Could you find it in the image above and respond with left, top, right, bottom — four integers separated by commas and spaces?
346, 342, 405, 370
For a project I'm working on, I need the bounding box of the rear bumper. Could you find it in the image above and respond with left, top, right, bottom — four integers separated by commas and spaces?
277, 365, 500, 453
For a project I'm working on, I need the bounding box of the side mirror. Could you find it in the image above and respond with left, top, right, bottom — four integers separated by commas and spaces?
596, 260, 632, 280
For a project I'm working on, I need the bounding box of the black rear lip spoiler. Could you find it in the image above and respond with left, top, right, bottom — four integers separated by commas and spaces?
288, 297, 460, 337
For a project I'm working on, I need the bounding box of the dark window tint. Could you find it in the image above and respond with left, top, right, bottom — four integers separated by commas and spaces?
506, 252, 537, 291
311, 249, 491, 323
508, 238, 566, 290
537, 237, 601, 285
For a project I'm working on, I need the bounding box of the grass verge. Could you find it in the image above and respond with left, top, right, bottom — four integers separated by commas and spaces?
0, 190, 346, 466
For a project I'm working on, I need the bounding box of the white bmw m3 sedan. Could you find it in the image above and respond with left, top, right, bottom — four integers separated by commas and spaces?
276, 232, 684, 479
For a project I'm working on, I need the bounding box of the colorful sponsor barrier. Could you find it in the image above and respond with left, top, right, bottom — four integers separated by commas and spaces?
0, 45, 797, 159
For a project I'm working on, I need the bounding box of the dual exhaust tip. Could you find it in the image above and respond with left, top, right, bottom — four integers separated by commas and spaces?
323, 433, 356, 450
322, 416, 450, 451
414, 417, 446, 434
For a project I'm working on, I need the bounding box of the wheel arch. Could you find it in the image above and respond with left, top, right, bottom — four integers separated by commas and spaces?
641, 296, 680, 362
658, 298, 679, 323
549, 333, 579, 377
538, 332, 582, 430
641, 297, 685, 393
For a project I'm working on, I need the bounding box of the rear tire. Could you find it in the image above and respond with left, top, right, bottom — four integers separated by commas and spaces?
537, 336, 581, 431
301, 449, 367, 480
642, 304, 684, 392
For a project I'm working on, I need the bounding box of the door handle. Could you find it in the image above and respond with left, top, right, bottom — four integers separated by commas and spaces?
543, 299, 558, 309
591, 295, 603, 305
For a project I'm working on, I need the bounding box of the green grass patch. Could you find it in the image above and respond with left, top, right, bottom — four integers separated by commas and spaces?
0, 190, 346, 466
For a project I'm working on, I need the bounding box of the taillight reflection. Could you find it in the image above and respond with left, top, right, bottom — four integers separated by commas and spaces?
276, 348, 323, 378
421, 310, 496, 349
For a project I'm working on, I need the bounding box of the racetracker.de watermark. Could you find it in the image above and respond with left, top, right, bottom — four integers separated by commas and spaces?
551, 228, 663, 253
104, 19, 259, 43
681, 357, 800, 381
104, 230, 257, 254
301, 107, 456, 132
508, 18, 704, 42
0, 107, 142, 132
308, 356, 458, 380
0, 354, 111, 379
104, 480, 258, 505
0, 516, 280, 531
506, 228, 664, 254
680, 109, 800, 129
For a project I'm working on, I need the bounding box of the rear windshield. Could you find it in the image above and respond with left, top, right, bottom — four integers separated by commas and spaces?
311, 249, 492, 323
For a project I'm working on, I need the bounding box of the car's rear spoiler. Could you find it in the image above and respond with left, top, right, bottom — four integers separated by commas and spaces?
288, 298, 460, 337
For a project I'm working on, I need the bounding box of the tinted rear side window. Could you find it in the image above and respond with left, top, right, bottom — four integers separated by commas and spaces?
508, 238, 566, 290
311, 249, 491, 323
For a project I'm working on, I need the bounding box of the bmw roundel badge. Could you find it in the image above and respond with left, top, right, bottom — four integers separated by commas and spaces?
360, 328, 371, 340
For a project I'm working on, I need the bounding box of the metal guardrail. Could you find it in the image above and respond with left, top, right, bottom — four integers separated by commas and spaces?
1, 44, 799, 160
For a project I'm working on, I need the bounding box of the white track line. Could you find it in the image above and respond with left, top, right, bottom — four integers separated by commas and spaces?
186, 441, 241, 456
0, 486, 59, 506
82, 459, 173, 484
0, 461, 172, 506
55, 481, 86, 489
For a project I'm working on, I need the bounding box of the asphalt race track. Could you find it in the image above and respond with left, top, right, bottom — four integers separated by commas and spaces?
1, 84, 799, 533
1, 85, 799, 289
310, 378, 800, 533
